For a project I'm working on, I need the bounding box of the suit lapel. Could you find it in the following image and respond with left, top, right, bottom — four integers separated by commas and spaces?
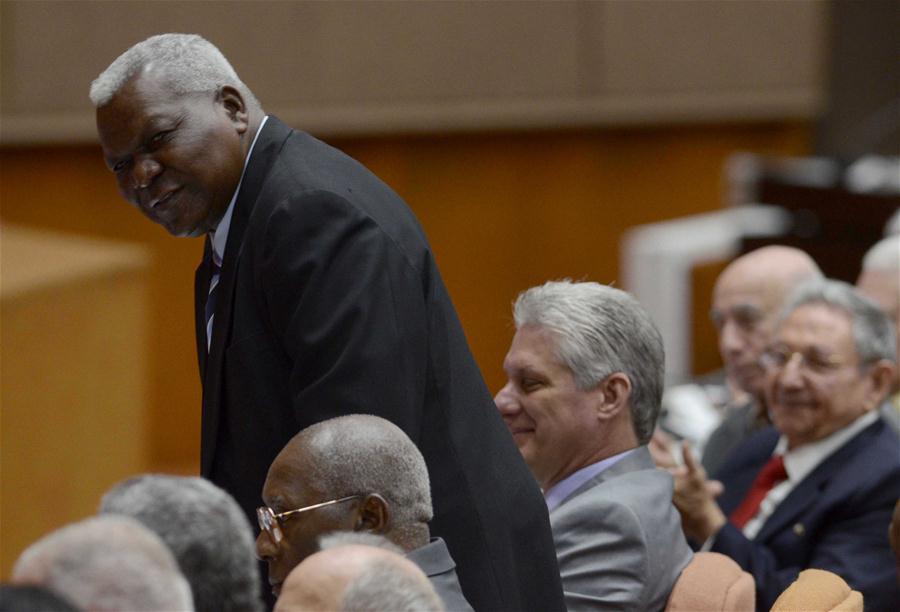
716, 427, 780, 515
754, 421, 883, 542
199, 116, 294, 476
194, 237, 212, 378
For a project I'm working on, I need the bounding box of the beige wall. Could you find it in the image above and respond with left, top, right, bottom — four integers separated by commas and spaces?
1, 0, 826, 143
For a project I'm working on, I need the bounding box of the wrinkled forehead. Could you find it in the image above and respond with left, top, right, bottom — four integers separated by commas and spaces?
713, 268, 785, 316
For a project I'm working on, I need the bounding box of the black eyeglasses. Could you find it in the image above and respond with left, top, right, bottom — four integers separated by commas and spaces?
256, 495, 362, 544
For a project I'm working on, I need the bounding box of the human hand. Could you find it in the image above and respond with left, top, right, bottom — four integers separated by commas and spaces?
669, 441, 726, 542
649, 429, 679, 470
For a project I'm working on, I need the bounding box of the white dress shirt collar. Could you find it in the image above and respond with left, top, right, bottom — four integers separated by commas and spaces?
544, 448, 636, 512
210, 115, 269, 264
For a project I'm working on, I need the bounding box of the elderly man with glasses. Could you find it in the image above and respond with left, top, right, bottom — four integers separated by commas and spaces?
254, 414, 472, 611
667, 279, 900, 611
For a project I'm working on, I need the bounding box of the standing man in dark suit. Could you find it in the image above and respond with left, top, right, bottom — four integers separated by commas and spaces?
668, 279, 900, 610
90, 33, 564, 611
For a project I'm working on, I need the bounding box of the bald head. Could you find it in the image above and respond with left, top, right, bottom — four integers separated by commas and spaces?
857, 236, 900, 387
275, 544, 442, 612
712, 246, 823, 397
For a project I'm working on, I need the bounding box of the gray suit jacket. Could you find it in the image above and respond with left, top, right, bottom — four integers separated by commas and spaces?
550, 446, 693, 611
406, 538, 473, 611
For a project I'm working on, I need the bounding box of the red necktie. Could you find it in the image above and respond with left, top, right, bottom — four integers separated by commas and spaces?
730, 454, 788, 529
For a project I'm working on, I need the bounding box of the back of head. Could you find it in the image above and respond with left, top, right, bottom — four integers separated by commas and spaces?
291, 414, 433, 547
99, 474, 262, 612
275, 544, 442, 612
0, 584, 79, 612
770, 569, 863, 612
340, 548, 444, 612
513, 279, 665, 443
11, 515, 193, 611
89, 33, 260, 110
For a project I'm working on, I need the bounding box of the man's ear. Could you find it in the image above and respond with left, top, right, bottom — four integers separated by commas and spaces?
863, 359, 896, 410
354, 493, 389, 533
217, 85, 249, 133
595, 372, 632, 421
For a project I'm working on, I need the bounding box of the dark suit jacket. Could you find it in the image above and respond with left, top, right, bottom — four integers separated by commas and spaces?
194, 117, 564, 611
711, 419, 900, 611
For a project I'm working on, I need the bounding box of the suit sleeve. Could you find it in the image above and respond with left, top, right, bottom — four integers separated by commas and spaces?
712, 501, 900, 610
553, 500, 650, 611
254, 189, 429, 438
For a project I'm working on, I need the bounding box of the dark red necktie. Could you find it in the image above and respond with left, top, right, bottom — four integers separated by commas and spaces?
730, 454, 788, 529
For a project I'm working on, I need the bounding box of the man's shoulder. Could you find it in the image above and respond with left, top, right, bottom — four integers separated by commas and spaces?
551, 463, 673, 529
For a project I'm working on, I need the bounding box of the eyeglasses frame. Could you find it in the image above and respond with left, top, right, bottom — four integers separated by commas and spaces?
257, 494, 363, 544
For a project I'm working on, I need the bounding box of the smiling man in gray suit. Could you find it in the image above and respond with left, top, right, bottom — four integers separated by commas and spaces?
495, 280, 693, 610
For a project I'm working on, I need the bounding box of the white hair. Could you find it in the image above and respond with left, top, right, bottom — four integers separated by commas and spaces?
862, 235, 899, 272
318, 531, 405, 555
295, 415, 433, 545
513, 280, 665, 444
89, 33, 260, 109
340, 553, 444, 612
99, 475, 262, 612
12, 515, 194, 611
780, 279, 896, 365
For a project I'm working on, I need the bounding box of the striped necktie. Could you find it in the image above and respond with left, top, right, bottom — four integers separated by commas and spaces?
205, 254, 222, 352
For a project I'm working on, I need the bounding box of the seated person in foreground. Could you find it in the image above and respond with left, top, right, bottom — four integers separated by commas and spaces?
99, 474, 263, 612
494, 280, 692, 610
254, 414, 471, 611
12, 515, 193, 611
275, 539, 443, 612
668, 279, 900, 610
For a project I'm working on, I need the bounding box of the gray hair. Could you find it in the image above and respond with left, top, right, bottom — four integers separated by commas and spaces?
90, 33, 260, 109
298, 415, 433, 544
340, 555, 444, 612
513, 280, 665, 444
780, 279, 897, 365
99, 475, 262, 612
318, 531, 405, 555
862, 235, 899, 272
12, 515, 193, 611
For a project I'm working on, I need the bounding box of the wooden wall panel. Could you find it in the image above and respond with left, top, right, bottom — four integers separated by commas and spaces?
0, 0, 825, 143
0, 122, 812, 472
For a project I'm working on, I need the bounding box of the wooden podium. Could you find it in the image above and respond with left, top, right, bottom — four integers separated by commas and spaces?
1, 224, 152, 578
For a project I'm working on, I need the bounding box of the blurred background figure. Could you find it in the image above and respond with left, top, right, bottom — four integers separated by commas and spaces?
856, 233, 900, 433
99, 474, 263, 612
274, 543, 443, 612
657, 246, 823, 475
666, 279, 900, 610
11, 515, 193, 611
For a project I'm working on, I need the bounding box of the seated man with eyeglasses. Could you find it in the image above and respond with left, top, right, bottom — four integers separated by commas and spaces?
666, 279, 900, 611
254, 414, 472, 611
